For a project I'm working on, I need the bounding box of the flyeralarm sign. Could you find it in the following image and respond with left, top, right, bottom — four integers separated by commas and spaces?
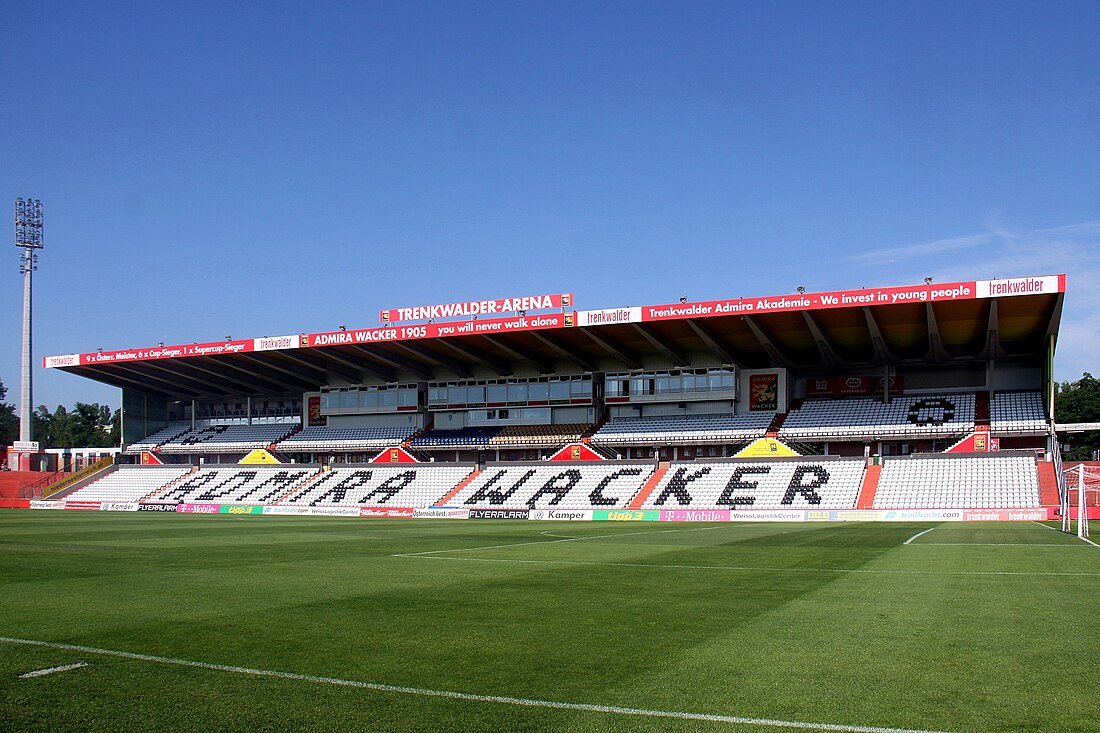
379, 293, 573, 324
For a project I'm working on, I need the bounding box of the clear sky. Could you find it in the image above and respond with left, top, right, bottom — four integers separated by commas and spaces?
2, 1, 1098, 410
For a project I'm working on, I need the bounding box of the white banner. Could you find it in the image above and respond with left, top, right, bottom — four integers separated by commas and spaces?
728, 510, 807, 522
528, 509, 593, 521
576, 307, 641, 327
253, 335, 299, 352
412, 507, 470, 519
975, 275, 1061, 299
102, 502, 140, 512
307, 506, 361, 517
43, 354, 80, 369
880, 509, 964, 522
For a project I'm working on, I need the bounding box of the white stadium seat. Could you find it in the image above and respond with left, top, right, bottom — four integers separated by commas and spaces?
282, 465, 475, 507
65, 466, 194, 502
779, 394, 975, 441
872, 454, 1040, 509
641, 458, 865, 510
591, 413, 772, 446
449, 462, 656, 509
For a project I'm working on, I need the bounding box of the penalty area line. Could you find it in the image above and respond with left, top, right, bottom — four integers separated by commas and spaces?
903, 528, 935, 545
397, 554, 1100, 577
18, 661, 89, 678
0, 636, 959, 733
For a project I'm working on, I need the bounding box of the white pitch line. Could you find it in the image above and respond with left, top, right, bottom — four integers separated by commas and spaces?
914, 543, 1090, 547
18, 661, 88, 678
0, 636, 960, 733
399, 554, 1100, 577
903, 528, 935, 545
1031, 520, 1100, 548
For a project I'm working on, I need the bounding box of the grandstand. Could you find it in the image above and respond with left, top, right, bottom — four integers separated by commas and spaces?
25, 274, 1067, 518
777, 393, 975, 442
873, 453, 1040, 509
640, 457, 866, 510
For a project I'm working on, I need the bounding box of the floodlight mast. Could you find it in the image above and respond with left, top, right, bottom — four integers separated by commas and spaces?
14, 198, 43, 445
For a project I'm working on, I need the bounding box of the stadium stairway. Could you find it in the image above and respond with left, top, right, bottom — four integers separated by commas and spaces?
627, 462, 670, 509
856, 463, 881, 509
433, 468, 481, 506
143, 466, 200, 501
271, 469, 326, 504
766, 401, 797, 438
1036, 459, 1060, 506
582, 413, 610, 444
975, 391, 991, 428
403, 421, 434, 448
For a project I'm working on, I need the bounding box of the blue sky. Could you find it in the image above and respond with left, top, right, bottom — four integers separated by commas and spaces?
2, 1, 1098, 409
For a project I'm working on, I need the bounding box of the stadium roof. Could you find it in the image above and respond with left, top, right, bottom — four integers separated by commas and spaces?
45, 274, 1066, 401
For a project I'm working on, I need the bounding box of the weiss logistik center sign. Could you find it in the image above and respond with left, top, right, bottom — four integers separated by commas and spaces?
44, 275, 1064, 368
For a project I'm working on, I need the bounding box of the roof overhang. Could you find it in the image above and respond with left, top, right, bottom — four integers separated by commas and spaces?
45, 274, 1066, 400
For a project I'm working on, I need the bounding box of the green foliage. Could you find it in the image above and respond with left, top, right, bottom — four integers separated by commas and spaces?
1056, 372, 1100, 459
0, 379, 17, 448
29, 402, 120, 449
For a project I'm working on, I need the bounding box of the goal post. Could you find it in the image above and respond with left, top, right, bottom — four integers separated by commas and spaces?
1061, 463, 1099, 538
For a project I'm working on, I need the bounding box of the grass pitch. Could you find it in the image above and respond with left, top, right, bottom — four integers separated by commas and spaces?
1, 511, 1097, 733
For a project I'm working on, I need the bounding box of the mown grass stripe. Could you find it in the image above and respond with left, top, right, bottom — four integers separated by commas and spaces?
0, 636, 960, 733
395, 554, 1100, 576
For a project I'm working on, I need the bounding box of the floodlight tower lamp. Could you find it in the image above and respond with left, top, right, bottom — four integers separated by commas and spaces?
14, 198, 43, 446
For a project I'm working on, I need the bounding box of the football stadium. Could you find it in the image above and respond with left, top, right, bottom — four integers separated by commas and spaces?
3, 273, 1099, 733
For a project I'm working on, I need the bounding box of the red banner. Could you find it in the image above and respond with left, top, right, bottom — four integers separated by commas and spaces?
307, 395, 326, 427
548, 443, 606, 461
370, 447, 419, 463
379, 293, 573, 323
66, 339, 254, 367
44, 275, 1064, 369
639, 276, 1063, 324
359, 507, 415, 518
307, 313, 568, 348
748, 373, 779, 412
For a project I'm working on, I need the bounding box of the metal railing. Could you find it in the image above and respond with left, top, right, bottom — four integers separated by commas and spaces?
37, 457, 115, 499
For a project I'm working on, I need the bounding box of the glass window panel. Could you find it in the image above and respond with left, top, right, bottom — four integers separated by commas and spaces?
380, 390, 398, 407
467, 385, 485, 403
656, 377, 670, 394
399, 388, 417, 407
339, 391, 357, 409
507, 383, 527, 402
448, 385, 466, 403
359, 390, 378, 409
722, 374, 735, 389
487, 384, 508, 402
529, 382, 549, 400
549, 381, 570, 400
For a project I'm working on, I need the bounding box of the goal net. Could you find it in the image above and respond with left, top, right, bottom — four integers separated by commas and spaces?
1061, 463, 1100, 538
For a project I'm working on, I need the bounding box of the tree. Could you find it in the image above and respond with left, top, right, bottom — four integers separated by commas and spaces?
1056, 372, 1100, 460
0, 379, 17, 447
